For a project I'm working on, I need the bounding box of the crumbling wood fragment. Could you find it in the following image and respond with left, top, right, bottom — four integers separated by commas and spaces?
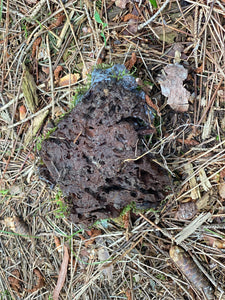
40, 65, 170, 224
22, 64, 38, 113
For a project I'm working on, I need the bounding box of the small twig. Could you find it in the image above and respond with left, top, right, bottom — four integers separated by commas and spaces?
58, 0, 86, 69
29, 0, 47, 20
46, 35, 55, 118
139, 213, 174, 241
174, 212, 212, 245
56, 10, 75, 49
7, 103, 52, 129
138, 0, 171, 31
1, 0, 9, 92
197, 77, 223, 126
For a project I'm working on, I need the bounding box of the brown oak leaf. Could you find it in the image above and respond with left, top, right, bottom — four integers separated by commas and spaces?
158, 64, 190, 112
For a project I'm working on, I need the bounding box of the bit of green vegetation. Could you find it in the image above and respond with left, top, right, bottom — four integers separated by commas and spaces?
109, 66, 137, 81
71, 81, 91, 108
0, 189, 9, 195
94, 11, 108, 45
149, 0, 158, 8
53, 190, 69, 219
21, 19, 29, 39
120, 201, 136, 216
36, 126, 57, 152
156, 274, 166, 280
0, 290, 13, 300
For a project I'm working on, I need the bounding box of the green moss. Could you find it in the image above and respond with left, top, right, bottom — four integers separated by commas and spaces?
52, 189, 69, 219
36, 126, 57, 152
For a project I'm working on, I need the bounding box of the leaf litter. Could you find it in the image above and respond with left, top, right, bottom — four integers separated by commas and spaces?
158, 63, 190, 112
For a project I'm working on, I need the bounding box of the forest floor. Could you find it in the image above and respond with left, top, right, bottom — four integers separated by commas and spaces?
1, 0, 225, 299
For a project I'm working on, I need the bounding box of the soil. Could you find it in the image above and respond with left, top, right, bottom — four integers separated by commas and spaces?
40, 65, 170, 224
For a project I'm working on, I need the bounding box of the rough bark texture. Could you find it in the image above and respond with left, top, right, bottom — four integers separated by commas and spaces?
40, 65, 170, 224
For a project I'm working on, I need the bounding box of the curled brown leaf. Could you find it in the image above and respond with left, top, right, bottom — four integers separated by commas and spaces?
204, 235, 225, 249
32, 36, 42, 59
19, 105, 27, 120
58, 73, 80, 87
49, 12, 66, 30
8, 269, 21, 296
125, 52, 137, 71
26, 269, 45, 293
54, 66, 63, 81
85, 229, 101, 247
123, 13, 139, 22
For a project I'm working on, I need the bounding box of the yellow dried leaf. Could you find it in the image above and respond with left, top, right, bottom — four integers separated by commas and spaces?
58, 74, 80, 87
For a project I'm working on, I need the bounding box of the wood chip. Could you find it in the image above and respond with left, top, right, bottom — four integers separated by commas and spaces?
22, 64, 38, 113
174, 212, 212, 244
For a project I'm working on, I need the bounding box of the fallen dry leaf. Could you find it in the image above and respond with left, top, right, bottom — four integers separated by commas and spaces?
24, 109, 49, 146
113, 0, 130, 9
125, 289, 132, 300
19, 105, 27, 120
53, 245, 69, 300
125, 52, 137, 71
176, 138, 199, 146
58, 73, 80, 87
54, 236, 77, 269
127, 18, 138, 34
22, 64, 39, 113
4, 216, 30, 236
26, 269, 45, 293
145, 94, 160, 116
85, 228, 101, 247
54, 236, 63, 254
54, 65, 63, 81
194, 64, 204, 74
42, 66, 49, 75
176, 202, 197, 220
123, 13, 139, 22
98, 247, 113, 280
32, 36, 42, 59
158, 64, 190, 112
122, 211, 130, 229
8, 269, 21, 296
49, 12, 65, 30
220, 169, 225, 180
204, 235, 225, 249
82, 61, 96, 81
166, 43, 185, 60
170, 246, 214, 299
153, 26, 179, 44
